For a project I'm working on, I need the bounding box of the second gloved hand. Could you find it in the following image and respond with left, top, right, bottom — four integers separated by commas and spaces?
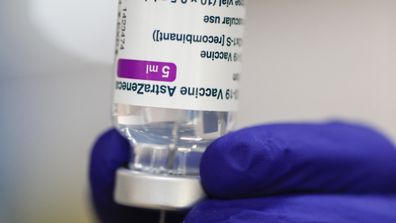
187, 122, 396, 222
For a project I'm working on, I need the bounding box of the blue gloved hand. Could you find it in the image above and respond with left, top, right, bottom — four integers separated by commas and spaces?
89, 122, 396, 223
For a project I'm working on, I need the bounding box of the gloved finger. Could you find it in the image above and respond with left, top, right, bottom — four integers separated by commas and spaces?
185, 194, 396, 223
200, 122, 396, 198
89, 129, 160, 223
89, 129, 187, 223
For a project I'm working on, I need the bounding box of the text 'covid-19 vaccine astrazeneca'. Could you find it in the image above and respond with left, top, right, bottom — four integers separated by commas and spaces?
112, 0, 245, 210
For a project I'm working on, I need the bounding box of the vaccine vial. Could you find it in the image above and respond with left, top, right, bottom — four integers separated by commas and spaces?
113, 0, 245, 210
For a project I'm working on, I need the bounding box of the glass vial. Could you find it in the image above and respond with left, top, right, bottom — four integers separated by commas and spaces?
113, 0, 245, 209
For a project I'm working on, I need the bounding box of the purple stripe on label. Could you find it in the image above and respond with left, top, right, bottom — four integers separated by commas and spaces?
118, 59, 177, 82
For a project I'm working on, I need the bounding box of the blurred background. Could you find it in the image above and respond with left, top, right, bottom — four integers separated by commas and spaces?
0, 0, 395, 222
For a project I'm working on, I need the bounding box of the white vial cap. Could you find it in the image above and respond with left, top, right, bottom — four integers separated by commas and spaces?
114, 168, 206, 210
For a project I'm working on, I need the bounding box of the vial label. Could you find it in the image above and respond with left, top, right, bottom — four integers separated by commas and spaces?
114, 0, 245, 111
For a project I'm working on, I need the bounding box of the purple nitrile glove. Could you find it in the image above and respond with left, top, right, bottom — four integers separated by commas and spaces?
89, 122, 396, 223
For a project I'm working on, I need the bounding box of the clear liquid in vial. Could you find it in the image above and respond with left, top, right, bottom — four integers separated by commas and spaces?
114, 103, 236, 176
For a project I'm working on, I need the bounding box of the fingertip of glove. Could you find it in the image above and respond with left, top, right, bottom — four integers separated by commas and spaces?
89, 129, 165, 223
89, 128, 131, 200
90, 128, 131, 168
